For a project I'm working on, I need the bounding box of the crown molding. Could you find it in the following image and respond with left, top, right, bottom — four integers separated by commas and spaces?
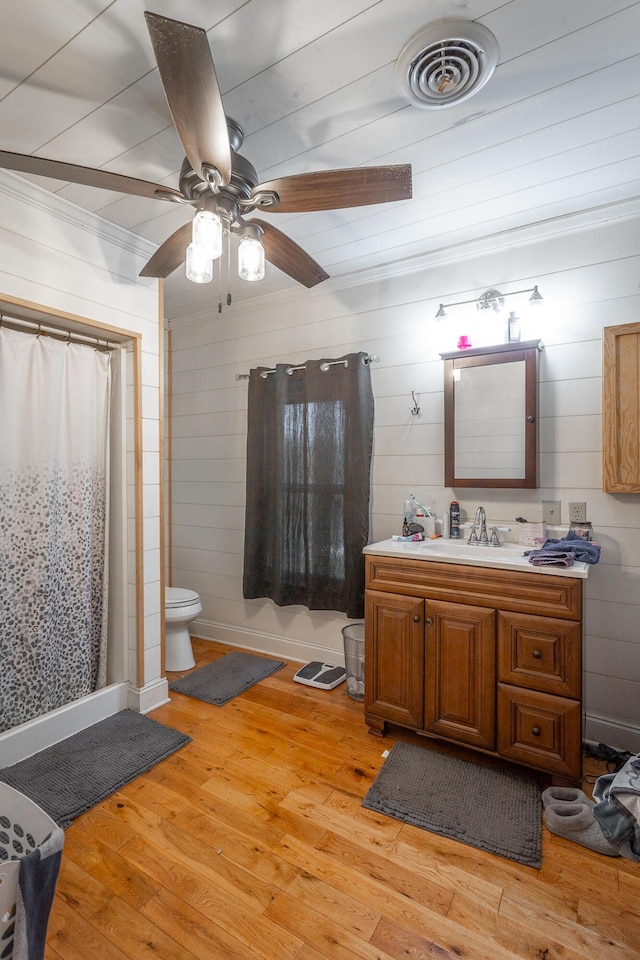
0, 169, 157, 260
167, 194, 640, 328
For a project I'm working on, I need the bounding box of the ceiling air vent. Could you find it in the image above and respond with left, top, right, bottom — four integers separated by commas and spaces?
394, 19, 499, 109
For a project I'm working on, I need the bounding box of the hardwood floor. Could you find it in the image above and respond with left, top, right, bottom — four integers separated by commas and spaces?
45, 639, 640, 960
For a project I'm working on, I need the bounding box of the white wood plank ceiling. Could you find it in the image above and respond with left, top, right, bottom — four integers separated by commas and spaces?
2, 0, 639, 319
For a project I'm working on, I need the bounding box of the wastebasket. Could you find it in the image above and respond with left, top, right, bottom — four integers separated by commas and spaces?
0, 783, 63, 960
341, 622, 365, 701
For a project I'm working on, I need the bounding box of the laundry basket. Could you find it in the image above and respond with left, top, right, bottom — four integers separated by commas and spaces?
341, 622, 365, 701
0, 783, 61, 960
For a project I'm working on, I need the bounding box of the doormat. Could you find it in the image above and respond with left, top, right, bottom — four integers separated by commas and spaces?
169, 651, 285, 706
362, 741, 542, 867
0, 709, 191, 828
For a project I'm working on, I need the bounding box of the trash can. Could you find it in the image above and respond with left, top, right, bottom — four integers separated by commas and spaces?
0, 783, 63, 960
341, 622, 365, 702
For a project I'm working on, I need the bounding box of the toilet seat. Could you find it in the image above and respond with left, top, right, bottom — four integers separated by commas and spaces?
166, 587, 200, 609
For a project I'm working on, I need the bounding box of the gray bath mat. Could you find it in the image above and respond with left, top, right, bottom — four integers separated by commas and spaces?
363, 741, 542, 867
0, 709, 191, 828
169, 651, 285, 705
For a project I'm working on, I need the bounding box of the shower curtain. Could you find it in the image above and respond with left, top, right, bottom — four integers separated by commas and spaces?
0, 326, 111, 733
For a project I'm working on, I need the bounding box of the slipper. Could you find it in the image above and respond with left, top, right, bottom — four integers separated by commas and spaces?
541, 786, 593, 808
544, 802, 620, 856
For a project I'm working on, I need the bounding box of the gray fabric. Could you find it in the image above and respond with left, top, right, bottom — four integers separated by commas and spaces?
15, 826, 65, 960
169, 651, 285, 705
362, 741, 542, 867
0, 710, 191, 828
592, 756, 640, 861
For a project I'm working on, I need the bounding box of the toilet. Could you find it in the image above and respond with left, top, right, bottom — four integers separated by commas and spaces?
164, 587, 202, 671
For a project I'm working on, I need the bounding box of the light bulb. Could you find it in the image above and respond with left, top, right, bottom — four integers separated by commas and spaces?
185, 242, 213, 283
192, 210, 222, 260
238, 235, 265, 281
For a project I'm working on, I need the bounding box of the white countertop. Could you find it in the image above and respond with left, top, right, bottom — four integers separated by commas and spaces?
363, 537, 589, 578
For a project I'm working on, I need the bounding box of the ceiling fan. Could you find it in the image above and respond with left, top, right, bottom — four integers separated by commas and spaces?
0, 11, 412, 296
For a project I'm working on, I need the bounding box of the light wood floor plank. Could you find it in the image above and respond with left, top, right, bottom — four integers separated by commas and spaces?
42, 639, 640, 960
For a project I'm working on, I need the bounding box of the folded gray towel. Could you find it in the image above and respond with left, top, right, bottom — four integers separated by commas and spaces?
528, 550, 575, 567
538, 530, 601, 563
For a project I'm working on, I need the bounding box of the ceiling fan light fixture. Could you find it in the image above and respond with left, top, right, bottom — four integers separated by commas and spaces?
192, 209, 222, 260
238, 234, 265, 282
185, 242, 213, 283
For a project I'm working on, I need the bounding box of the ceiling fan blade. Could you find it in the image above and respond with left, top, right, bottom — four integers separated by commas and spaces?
0, 149, 185, 200
252, 164, 412, 213
145, 12, 231, 187
139, 222, 192, 278
252, 219, 329, 288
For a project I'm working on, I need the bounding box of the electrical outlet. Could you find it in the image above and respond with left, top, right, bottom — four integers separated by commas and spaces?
542, 500, 561, 524
569, 501, 587, 523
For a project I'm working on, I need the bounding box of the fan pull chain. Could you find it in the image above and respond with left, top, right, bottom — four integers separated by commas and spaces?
218, 256, 223, 314
226, 230, 232, 306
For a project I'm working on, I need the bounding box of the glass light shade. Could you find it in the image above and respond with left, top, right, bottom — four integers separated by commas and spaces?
192, 210, 222, 259
238, 236, 265, 281
185, 242, 213, 283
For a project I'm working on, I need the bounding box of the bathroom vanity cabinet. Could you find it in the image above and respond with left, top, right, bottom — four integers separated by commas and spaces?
364, 549, 584, 782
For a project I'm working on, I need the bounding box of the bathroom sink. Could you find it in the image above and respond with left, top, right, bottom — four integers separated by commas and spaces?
363, 537, 589, 578
419, 539, 529, 562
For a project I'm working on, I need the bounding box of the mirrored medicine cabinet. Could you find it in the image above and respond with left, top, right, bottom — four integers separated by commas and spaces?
439, 340, 542, 488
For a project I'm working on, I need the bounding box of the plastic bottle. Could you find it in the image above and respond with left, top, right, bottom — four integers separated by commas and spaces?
450, 501, 460, 539
441, 512, 450, 539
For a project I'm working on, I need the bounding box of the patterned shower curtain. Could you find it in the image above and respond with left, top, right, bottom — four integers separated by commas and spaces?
0, 326, 111, 732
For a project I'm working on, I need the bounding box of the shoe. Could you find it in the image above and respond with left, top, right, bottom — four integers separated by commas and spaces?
544, 802, 620, 856
541, 786, 593, 808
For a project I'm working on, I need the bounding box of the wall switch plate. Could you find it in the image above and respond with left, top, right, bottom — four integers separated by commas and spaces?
569, 501, 587, 523
542, 500, 561, 524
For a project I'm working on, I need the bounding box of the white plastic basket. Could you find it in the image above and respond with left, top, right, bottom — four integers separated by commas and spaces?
0, 783, 59, 960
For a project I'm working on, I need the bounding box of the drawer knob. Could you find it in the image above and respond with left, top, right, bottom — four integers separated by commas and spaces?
533, 649, 542, 659
413, 615, 421, 623
425, 617, 433, 625
532, 726, 541, 737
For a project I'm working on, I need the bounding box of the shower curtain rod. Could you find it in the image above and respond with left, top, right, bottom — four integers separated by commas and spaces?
235, 353, 379, 380
0, 313, 119, 350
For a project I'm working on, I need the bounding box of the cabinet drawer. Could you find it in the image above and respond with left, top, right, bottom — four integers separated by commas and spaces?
497, 611, 581, 698
497, 684, 582, 779
366, 556, 582, 619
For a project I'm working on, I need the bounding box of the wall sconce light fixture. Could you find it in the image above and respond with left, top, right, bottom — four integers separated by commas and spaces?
435, 284, 543, 319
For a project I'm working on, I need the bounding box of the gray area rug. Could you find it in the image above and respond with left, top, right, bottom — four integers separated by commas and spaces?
169, 651, 285, 705
0, 709, 191, 828
362, 741, 542, 867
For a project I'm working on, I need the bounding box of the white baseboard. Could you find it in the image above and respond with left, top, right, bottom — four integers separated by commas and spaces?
584, 712, 640, 754
128, 677, 170, 714
190, 617, 342, 667
0, 682, 128, 766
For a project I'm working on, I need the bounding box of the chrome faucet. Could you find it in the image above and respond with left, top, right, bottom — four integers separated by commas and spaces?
475, 506, 489, 544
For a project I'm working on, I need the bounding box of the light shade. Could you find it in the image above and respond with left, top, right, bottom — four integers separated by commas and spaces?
529, 284, 543, 305
185, 242, 213, 283
192, 210, 222, 260
238, 235, 265, 281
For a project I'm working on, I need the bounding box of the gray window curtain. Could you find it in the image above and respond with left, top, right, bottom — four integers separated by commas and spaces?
243, 351, 374, 618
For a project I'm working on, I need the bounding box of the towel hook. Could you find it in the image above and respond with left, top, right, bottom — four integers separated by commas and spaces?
410, 390, 421, 416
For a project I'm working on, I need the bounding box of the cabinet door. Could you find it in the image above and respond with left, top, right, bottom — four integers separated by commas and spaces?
365, 590, 424, 730
425, 600, 496, 750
